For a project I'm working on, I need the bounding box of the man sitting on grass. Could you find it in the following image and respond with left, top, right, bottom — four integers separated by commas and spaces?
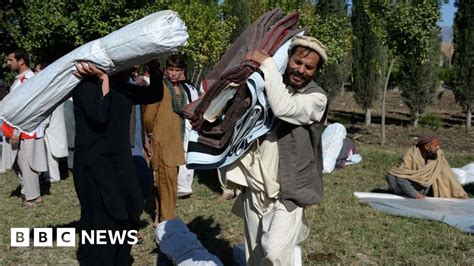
385, 131, 468, 199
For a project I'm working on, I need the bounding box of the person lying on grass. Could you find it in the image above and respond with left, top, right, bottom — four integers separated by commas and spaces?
385, 131, 468, 199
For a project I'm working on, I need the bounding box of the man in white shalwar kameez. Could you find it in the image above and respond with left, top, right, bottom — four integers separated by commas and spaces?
44, 104, 68, 182
35, 65, 69, 182
220, 36, 329, 265
3, 49, 48, 206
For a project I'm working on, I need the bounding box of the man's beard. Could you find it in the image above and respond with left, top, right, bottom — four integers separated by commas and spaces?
425, 150, 438, 160
287, 69, 310, 88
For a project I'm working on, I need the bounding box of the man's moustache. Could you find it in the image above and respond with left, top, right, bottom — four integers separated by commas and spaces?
290, 70, 307, 81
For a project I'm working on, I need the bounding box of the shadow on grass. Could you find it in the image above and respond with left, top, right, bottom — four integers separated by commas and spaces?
143, 191, 157, 227
195, 169, 221, 194
329, 110, 412, 127
307, 251, 336, 263
9, 185, 22, 198
370, 188, 393, 194
330, 110, 466, 128
154, 216, 233, 265
9, 181, 51, 198
188, 216, 233, 265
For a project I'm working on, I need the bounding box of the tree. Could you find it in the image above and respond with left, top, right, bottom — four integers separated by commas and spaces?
387, 0, 441, 127
399, 32, 440, 128
351, 0, 387, 125
169, 1, 237, 85
0, 0, 237, 87
452, 0, 474, 129
313, 0, 352, 101
0, 0, 165, 64
227, 0, 251, 41
316, 0, 347, 15
221, 1, 352, 103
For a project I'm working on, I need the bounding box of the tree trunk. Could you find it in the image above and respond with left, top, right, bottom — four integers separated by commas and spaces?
193, 67, 203, 88
365, 108, 371, 126
413, 111, 419, 128
467, 106, 472, 129
191, 68, 197, 84
381, 58, 395, 146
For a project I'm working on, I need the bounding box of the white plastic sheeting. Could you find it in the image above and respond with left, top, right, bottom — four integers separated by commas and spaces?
322, 123, 346, 173
452, 163, 474, 185
155, 219, 223, 266
354, 192, 474, 233
1, 10, 188, 134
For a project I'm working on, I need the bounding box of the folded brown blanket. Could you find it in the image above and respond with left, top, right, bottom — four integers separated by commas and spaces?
186, 9, 305, 149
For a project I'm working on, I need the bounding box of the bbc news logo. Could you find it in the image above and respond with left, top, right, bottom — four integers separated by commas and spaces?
11, 228, 138, 247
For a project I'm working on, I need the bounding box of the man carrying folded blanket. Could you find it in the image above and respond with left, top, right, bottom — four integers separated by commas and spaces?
220, 35, 329, 265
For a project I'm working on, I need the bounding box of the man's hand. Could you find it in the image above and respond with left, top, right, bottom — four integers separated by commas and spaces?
73, 61, 107, 80
415, 193, 426, 200
144, 139, 152, 161
10, 135, 20, 150
245, 50, 270, 65
74, 61, 110, 96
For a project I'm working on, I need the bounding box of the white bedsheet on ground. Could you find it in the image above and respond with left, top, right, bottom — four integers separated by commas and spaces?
354, 192, 474, 233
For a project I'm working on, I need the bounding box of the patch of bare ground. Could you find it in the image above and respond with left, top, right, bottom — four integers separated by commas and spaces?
328, 89, 474, 154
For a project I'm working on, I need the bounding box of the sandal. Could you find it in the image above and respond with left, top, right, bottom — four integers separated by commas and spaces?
22, 196, 43, 207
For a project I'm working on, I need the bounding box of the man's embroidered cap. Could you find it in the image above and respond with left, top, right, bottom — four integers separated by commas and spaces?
289, 36, 328, 64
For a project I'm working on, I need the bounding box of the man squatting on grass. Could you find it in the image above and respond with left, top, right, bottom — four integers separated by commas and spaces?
220, 36, 329, 265
385, 131, 467, 199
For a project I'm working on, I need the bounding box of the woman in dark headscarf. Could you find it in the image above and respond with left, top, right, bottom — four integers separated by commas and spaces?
72, 61, 163, 265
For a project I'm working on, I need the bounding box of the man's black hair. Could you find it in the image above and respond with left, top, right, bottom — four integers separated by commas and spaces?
166, 54, 186, 69
9, 48, 30, 67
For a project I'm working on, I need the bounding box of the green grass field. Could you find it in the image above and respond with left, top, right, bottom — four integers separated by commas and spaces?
0, 145, 473, 265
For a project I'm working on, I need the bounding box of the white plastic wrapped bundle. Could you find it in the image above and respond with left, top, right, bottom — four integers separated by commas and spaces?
0, 10, 188, 133
452, 162, 474, 185
321, 123, 347, 174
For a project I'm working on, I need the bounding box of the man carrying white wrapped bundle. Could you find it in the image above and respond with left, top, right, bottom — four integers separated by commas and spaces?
0, 10, 188, 134
0, 10, 189, 265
